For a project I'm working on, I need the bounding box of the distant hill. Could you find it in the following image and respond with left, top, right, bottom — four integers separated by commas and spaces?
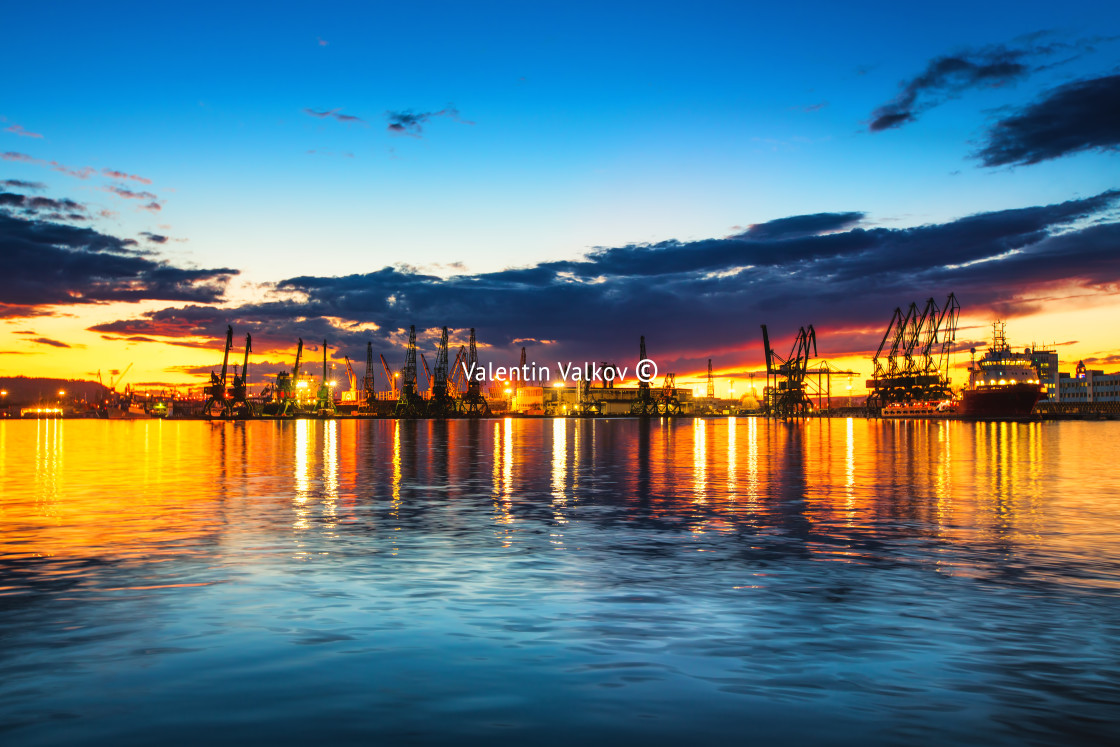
0, 376, 108, 406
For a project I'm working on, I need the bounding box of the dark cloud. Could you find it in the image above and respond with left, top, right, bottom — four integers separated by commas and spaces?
303, 108, 365, 124
1, 179, 45, 190
140, 231, 168, 244
0, 210, 237, 316
0, 192, 87, 218
870, 45, 1034, 131
866, 32, 1117, 133
975, 74, 1120, 166
30, 337, 70, 348
94, 192, 1120, 372
739, 212, 865, 240
385, 105, 473, 137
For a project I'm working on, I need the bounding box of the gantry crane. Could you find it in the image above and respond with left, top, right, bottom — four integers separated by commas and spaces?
269, 337, 303, 416
458, 328, 489, 417
657, 372, 682, 415
394, 326, 425, 418
203, 325, 234, 418
314, 339, 335, 417
228, 332, 253, 418
448, 346, 467, 397
630, 335, 658, 416
761, 324, 816, 418
427, 326, 455, 417
362, 342, 377, 410
866, 294, 959, 410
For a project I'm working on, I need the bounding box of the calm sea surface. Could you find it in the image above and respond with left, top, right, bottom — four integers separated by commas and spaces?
2, 418, 1119, 745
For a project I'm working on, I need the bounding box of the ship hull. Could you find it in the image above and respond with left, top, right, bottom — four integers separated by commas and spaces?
960, 384, 1042, 419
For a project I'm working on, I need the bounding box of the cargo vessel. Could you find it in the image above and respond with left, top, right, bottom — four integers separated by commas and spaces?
960, 322, 1043, 419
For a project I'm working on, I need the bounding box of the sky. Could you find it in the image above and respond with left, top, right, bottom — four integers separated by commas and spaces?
2, 0, 1119, 395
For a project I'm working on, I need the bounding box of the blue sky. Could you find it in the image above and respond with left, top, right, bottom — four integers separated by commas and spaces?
2, 0, 1119, 384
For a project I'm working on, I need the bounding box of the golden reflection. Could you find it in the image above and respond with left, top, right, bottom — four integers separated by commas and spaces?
34, 417, 63, 516
492, 421, 514, 545
390, 421, 402, 555
292, 419, 311, 559
503, 417, 513, 499
746, 416, 759, 503
391, 420, 401, 513
572, 419, 581, 493
551, 417, 567, 499
693, 418, 707, 503
551, 417, 568, 548
933, 421, 951, 532
322, 421, 339, 539
844, 417, 855, 521
727, 417, 737, 499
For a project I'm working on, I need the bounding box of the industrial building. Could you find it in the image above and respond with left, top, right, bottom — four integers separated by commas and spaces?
1054, 361, 1120, 403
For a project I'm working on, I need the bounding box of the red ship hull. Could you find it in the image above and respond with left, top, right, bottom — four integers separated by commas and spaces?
960, 384, 1042, 419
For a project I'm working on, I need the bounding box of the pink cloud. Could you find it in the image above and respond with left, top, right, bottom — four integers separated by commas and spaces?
4, 124, 43, 139
106, 186, 159, 201
3, 151, 94, 178
102, 168, 152, 185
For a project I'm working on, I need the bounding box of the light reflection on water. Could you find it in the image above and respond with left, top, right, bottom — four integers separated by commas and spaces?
2, 417, 1120, 745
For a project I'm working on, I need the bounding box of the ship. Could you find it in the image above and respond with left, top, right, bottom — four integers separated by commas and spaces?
960, 321, 1043, 419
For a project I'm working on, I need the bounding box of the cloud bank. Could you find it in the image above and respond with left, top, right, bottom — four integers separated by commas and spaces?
90, 192, 1120, 372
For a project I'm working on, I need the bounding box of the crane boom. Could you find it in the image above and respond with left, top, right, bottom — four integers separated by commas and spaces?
292, 338, 304, 378
343, 356, 356, 391
242, 333, 251, 389
380, 354, 395, 398
218, 326, 233, 386
420, 353, 433, 394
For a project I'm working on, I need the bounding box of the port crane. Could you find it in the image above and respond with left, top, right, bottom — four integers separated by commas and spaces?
448, 346, 467, 397
268, 338, 303, 416
657, 372, 683, 415
228, 332, 254, 418
427, 327, 455, 417
761, 324, 816, 418
362, 342, 377, 409
866, 294, 959, 410
394, 326, 425, 418
630, 336, 658, 416
203, 326, 234, 418
458, 328, 489, 417
314, 339, 335, 417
